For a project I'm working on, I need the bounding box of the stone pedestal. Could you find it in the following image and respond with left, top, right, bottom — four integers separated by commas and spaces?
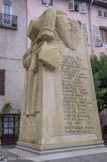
7, 143, 107, 162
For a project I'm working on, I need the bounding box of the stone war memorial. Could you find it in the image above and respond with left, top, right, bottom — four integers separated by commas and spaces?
8, 9, 107, 162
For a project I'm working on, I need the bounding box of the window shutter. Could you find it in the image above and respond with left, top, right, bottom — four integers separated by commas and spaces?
0, 70, 5, 95
94, 25, 101, 47
82, 23, 89, 45
98, 9, 103, 17
100, 29, 103, 43
79, 3, 87, 13
67, 0, 74, 11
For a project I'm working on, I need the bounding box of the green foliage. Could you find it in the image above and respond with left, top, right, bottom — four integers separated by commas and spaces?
12, 22, 17, 27
0, 102, 12, 117
91, 54, 107, 110
2, 102, 12, 113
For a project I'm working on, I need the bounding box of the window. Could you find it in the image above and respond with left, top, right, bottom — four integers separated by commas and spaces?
94, 26, 107, 46
79, 3, 87, 14
100, 28, 107, 44
1, 115, 20, 145
98, 9, 107, 18
41, 0, 53, 6
3, 4, 11, 26
67, 0, 74, 11
82, 23, 89, 45
98, 9, 102, 17
0, 70, 5, 95
2, 0, 12, 26
103, 10, 107, 18
3, 116, 13, 135
0, 1, 17, 29
4, 4, 10, 15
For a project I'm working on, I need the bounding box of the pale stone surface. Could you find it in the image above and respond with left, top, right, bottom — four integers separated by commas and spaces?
7, 144, 107, 162
19, 9, 103, 148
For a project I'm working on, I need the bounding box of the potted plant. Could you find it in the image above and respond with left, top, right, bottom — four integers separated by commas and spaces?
12, 22, 17, 27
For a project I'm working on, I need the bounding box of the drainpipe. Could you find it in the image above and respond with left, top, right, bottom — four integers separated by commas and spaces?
91, 0, 93, 5
88, 0, 94, 56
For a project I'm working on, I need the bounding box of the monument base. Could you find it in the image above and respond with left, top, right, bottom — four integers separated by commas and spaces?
7, 142, 107, 162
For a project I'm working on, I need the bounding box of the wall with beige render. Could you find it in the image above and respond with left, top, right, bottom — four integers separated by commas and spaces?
0, 0, 27, 111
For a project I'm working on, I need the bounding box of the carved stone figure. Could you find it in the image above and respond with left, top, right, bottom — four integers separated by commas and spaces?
19, 9, 102, 147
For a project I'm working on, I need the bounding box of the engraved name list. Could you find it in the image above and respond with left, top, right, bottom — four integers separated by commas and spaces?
61, 55, 94, 135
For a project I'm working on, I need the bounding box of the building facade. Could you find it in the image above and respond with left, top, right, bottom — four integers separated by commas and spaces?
27, 0, 107, 56
0, 0, 27, 144
0, 0, 27, 111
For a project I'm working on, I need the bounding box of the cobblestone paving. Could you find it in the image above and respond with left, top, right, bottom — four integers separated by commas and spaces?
0, 145, 15, 162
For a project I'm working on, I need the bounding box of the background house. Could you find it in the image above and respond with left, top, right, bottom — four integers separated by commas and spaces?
27, 0, 107, 56
0, 0, 27, 111
0, 0, 27, 145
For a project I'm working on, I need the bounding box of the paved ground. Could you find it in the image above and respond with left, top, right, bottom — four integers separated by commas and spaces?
0, 145, 15, 162
0, 143, 107, 162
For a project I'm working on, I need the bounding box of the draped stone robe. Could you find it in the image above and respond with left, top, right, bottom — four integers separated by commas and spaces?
19, 8, 94, 145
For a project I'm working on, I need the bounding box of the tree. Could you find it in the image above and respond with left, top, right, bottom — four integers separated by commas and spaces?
90, 53, 107, 111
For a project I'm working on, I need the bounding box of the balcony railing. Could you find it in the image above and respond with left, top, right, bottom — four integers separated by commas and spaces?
0, 13, 17, 29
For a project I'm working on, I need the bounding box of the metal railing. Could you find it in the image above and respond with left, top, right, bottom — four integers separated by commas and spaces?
0, 13, 17, 29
